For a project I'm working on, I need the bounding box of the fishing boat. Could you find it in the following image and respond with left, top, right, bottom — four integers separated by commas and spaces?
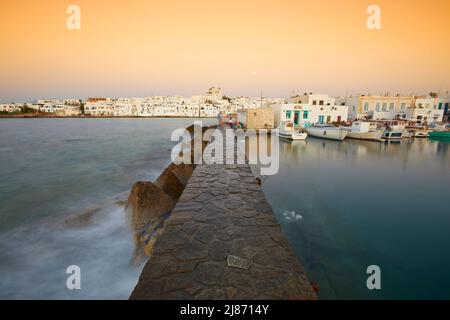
344, 121, 384, 142
277, 120, 307, 140
305, 124, 348, 141
429, 131, 450, 140
406, 125, 430, 138
382, 122, 406, 141
412, 129, 430, 138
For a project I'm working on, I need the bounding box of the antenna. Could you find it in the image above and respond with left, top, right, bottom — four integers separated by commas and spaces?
260, 90, 263, 108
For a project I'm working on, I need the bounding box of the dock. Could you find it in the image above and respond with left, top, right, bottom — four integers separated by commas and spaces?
130, 128, 316, 300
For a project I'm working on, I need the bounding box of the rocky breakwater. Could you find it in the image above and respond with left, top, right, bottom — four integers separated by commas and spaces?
127, 124, 216, 263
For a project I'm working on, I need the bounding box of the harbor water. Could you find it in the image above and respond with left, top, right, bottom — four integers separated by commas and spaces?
263, 137, 450, 299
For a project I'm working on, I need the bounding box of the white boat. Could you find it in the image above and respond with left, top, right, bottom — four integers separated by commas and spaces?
305, 124, 348, 141
406, 126, 430, 138
277, 121, 308, 140
344, 122, 384, 142
412, 130, 430, 138
382, 122, 406, 141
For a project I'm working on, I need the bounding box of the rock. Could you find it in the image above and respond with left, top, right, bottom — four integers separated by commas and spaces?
144, 237, 157, 256
311, 282, 320, 293
166, 163, 194, 187
155, 167, 185, 202
127, 181, 174, 229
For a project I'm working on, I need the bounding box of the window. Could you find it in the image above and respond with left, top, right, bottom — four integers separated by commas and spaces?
389, 103, 395, 110
286, 110, 292, 119
318, 115, 324, 124
312, 100, 317, 105
401, 102, 406, 110
364, 102, 369, 111
319, 100, 324, 106
376, 103, 381, 111
303, 111, 309, 119
439, 103, 443, 110
382, 103, 387, 111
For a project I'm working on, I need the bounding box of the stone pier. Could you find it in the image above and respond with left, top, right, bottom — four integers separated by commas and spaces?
130, 128, 316, 300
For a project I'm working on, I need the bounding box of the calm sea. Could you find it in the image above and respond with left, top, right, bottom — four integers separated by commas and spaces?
263, 137, 450, 299
0, 119, 449, 299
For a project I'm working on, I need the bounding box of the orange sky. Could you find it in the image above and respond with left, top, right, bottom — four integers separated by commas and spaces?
1, 0, 449, 102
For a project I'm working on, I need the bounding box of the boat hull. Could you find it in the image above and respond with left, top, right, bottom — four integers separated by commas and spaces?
346, 130, 384, 142
291, 132, 308, 140
278, 131, 307, 140
305, 127, 348, 141
429, 131, 450, 140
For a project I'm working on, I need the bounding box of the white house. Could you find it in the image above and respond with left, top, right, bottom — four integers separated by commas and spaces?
0, 103, 23, 112
272, 94, 348, 128
404, 96, 444, 124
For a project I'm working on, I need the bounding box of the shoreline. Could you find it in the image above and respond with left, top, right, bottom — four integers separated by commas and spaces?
0, 114, 216, 119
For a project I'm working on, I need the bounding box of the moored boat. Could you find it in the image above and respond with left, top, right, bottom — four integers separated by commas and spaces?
277, 120, 307, 140
344, 121, 384, 142
429, 131, 450, 140
406, 125, 430, 138
305, 124, 348, 141
382, 122, 407, 141
412, 130, 430, 138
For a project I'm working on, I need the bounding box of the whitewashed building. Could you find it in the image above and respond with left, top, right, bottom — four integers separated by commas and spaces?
337, 93, 447, 124
272, 94, 348, 128
0, 103, 23, 112
336, 94, 415, 120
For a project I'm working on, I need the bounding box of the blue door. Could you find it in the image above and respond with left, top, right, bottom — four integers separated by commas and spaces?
294, 111, 300, 127
318, 115, 324, 124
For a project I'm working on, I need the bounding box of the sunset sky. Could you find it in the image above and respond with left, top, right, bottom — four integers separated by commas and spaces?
1, 0, 449, 102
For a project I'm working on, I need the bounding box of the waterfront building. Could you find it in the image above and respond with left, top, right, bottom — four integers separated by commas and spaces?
83, 98, 115, 116
407, 95, 445, 124
436, 92, 450, 122
237, 107, 274, 129
272, 94, 348, 128
0, 103, 23, 112
337, 94, 415, 120
338, 93, 447, 124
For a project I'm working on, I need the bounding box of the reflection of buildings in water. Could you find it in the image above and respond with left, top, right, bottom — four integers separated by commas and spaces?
434, 140, 448, 162
244, 131, 449, 174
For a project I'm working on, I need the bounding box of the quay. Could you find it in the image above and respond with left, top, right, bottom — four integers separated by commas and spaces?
130, 128, 316, 300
